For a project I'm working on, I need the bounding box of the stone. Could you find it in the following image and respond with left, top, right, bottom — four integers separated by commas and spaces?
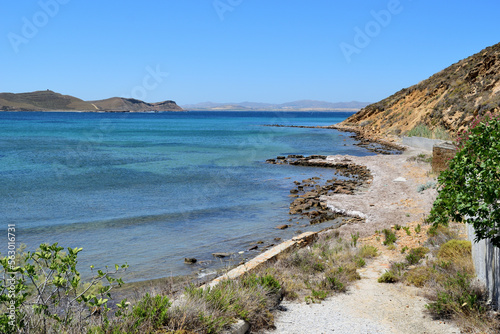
184, 258, 197, 264
212, 252, 231, 258
248, 245, 258, 251
276, 224, 289, 230
393, 177, 407, 182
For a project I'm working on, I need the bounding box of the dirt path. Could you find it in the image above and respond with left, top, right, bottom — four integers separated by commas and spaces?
270, 254, 461, 333
267, 149, 463, 334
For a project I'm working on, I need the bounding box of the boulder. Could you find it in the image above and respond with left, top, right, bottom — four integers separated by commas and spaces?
184, 258, 197, 264
212, 252, 231, 258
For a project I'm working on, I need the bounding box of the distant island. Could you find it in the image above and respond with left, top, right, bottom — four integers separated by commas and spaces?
0, 91, 370, 113
0, 90, 184, 112
181, 100, 370, 111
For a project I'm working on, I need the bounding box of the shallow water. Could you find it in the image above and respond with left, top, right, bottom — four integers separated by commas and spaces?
0, 111, 373, 281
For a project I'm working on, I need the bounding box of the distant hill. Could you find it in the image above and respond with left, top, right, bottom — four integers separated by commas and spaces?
338, 42, 500, 137
182, 100, 370, 111
0, 90, 183, 112
0, 90, 95, 111
88, 97, 183, 112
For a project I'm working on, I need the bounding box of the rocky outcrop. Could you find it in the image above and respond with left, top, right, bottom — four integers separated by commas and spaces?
338, 42, 500, 138
267, 155, 372, 225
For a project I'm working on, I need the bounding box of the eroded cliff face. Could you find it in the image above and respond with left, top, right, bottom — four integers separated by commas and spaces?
339, 43, 500, 138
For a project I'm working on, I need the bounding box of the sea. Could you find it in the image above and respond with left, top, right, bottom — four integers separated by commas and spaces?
0, 111, 375, 282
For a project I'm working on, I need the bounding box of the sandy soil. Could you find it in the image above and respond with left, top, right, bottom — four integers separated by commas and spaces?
267, 148, 464, 334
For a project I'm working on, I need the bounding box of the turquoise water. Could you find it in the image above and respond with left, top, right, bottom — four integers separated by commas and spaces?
0, 111, 373, 281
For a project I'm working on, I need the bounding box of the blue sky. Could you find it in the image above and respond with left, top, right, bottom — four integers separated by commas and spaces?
1, 0, 499, 105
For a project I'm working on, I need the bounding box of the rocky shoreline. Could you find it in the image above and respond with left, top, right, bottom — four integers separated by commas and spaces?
265, 154, 371, 226
262, 124, 405, 155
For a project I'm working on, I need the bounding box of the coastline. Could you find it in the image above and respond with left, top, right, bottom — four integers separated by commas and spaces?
114, 135, 417, 289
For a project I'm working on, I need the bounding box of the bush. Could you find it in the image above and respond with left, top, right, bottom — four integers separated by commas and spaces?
437, 240, 471, 261
378, 271, 399, 283
359, 245, 378, 258
405, 266, 435, 287
426, 272, 486, 319
407, 124, 433, 138
429, 112, 500, 247
0, 243, 127, 334
406, 247, 429, 265
128, 293, 170, 332
382, 229, 397, 246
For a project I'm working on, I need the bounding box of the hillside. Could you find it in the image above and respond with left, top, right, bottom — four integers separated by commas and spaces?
338, 42, 500, 138
89, 97, 183, 112
0, 90, 95, 111
182, 100, 370, 111
0, 90, 183, 112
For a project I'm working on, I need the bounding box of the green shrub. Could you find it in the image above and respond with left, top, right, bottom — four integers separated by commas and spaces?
407, 124, 433, 138
378, 271, 399, 283
129, 293, 170, 331
426, 272, 486, 319
414, 224, 421, 234
429, 112, 500, 247
406, 247, 429, 265
359, 245, 378, 258
383, 229, 397, 246
0, 243, 127, 333
437, 240, 471, 261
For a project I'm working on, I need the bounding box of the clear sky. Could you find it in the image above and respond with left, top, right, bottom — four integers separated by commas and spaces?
1, 0, 499, 105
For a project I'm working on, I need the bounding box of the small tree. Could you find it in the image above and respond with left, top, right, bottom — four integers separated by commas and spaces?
429, 112, 500, 247
0, 243, 128, 333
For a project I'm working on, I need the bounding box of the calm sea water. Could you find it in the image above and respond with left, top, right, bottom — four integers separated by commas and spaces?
0, 111, 373, 281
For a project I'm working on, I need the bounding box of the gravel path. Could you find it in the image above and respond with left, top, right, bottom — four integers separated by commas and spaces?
266, 149, 462, 334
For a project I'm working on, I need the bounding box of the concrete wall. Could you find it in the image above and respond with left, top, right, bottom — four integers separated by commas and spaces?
402, 136, 445, 152
467, 224, 500, 309
432, 142, 458, 173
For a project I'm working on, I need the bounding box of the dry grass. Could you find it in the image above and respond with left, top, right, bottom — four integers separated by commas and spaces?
399, 227, 500, 333
258, 230, 377, 303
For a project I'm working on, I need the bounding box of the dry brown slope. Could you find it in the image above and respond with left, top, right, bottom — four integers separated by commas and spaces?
339, 42, 500, 138
89, 97, 184, 112
0, 90, 95, 111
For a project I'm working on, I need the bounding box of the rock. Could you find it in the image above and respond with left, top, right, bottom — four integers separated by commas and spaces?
257, 241, 264, 244
393, 177, 407, 182
212, 252, 231, 258
274, 237, 282, 241
277, 156, 286, 160
266, 159, 276, 164
276, 224, 289, 230
248, 245, 258, 251
184, 258, 197, 264
290, 189, 299, 194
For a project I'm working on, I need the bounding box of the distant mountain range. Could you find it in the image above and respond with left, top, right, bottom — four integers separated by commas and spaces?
181, 100, 370, 111
0, 90, 183, 112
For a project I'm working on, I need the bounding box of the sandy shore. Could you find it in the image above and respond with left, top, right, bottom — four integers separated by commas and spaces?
266, 147, 463, 334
